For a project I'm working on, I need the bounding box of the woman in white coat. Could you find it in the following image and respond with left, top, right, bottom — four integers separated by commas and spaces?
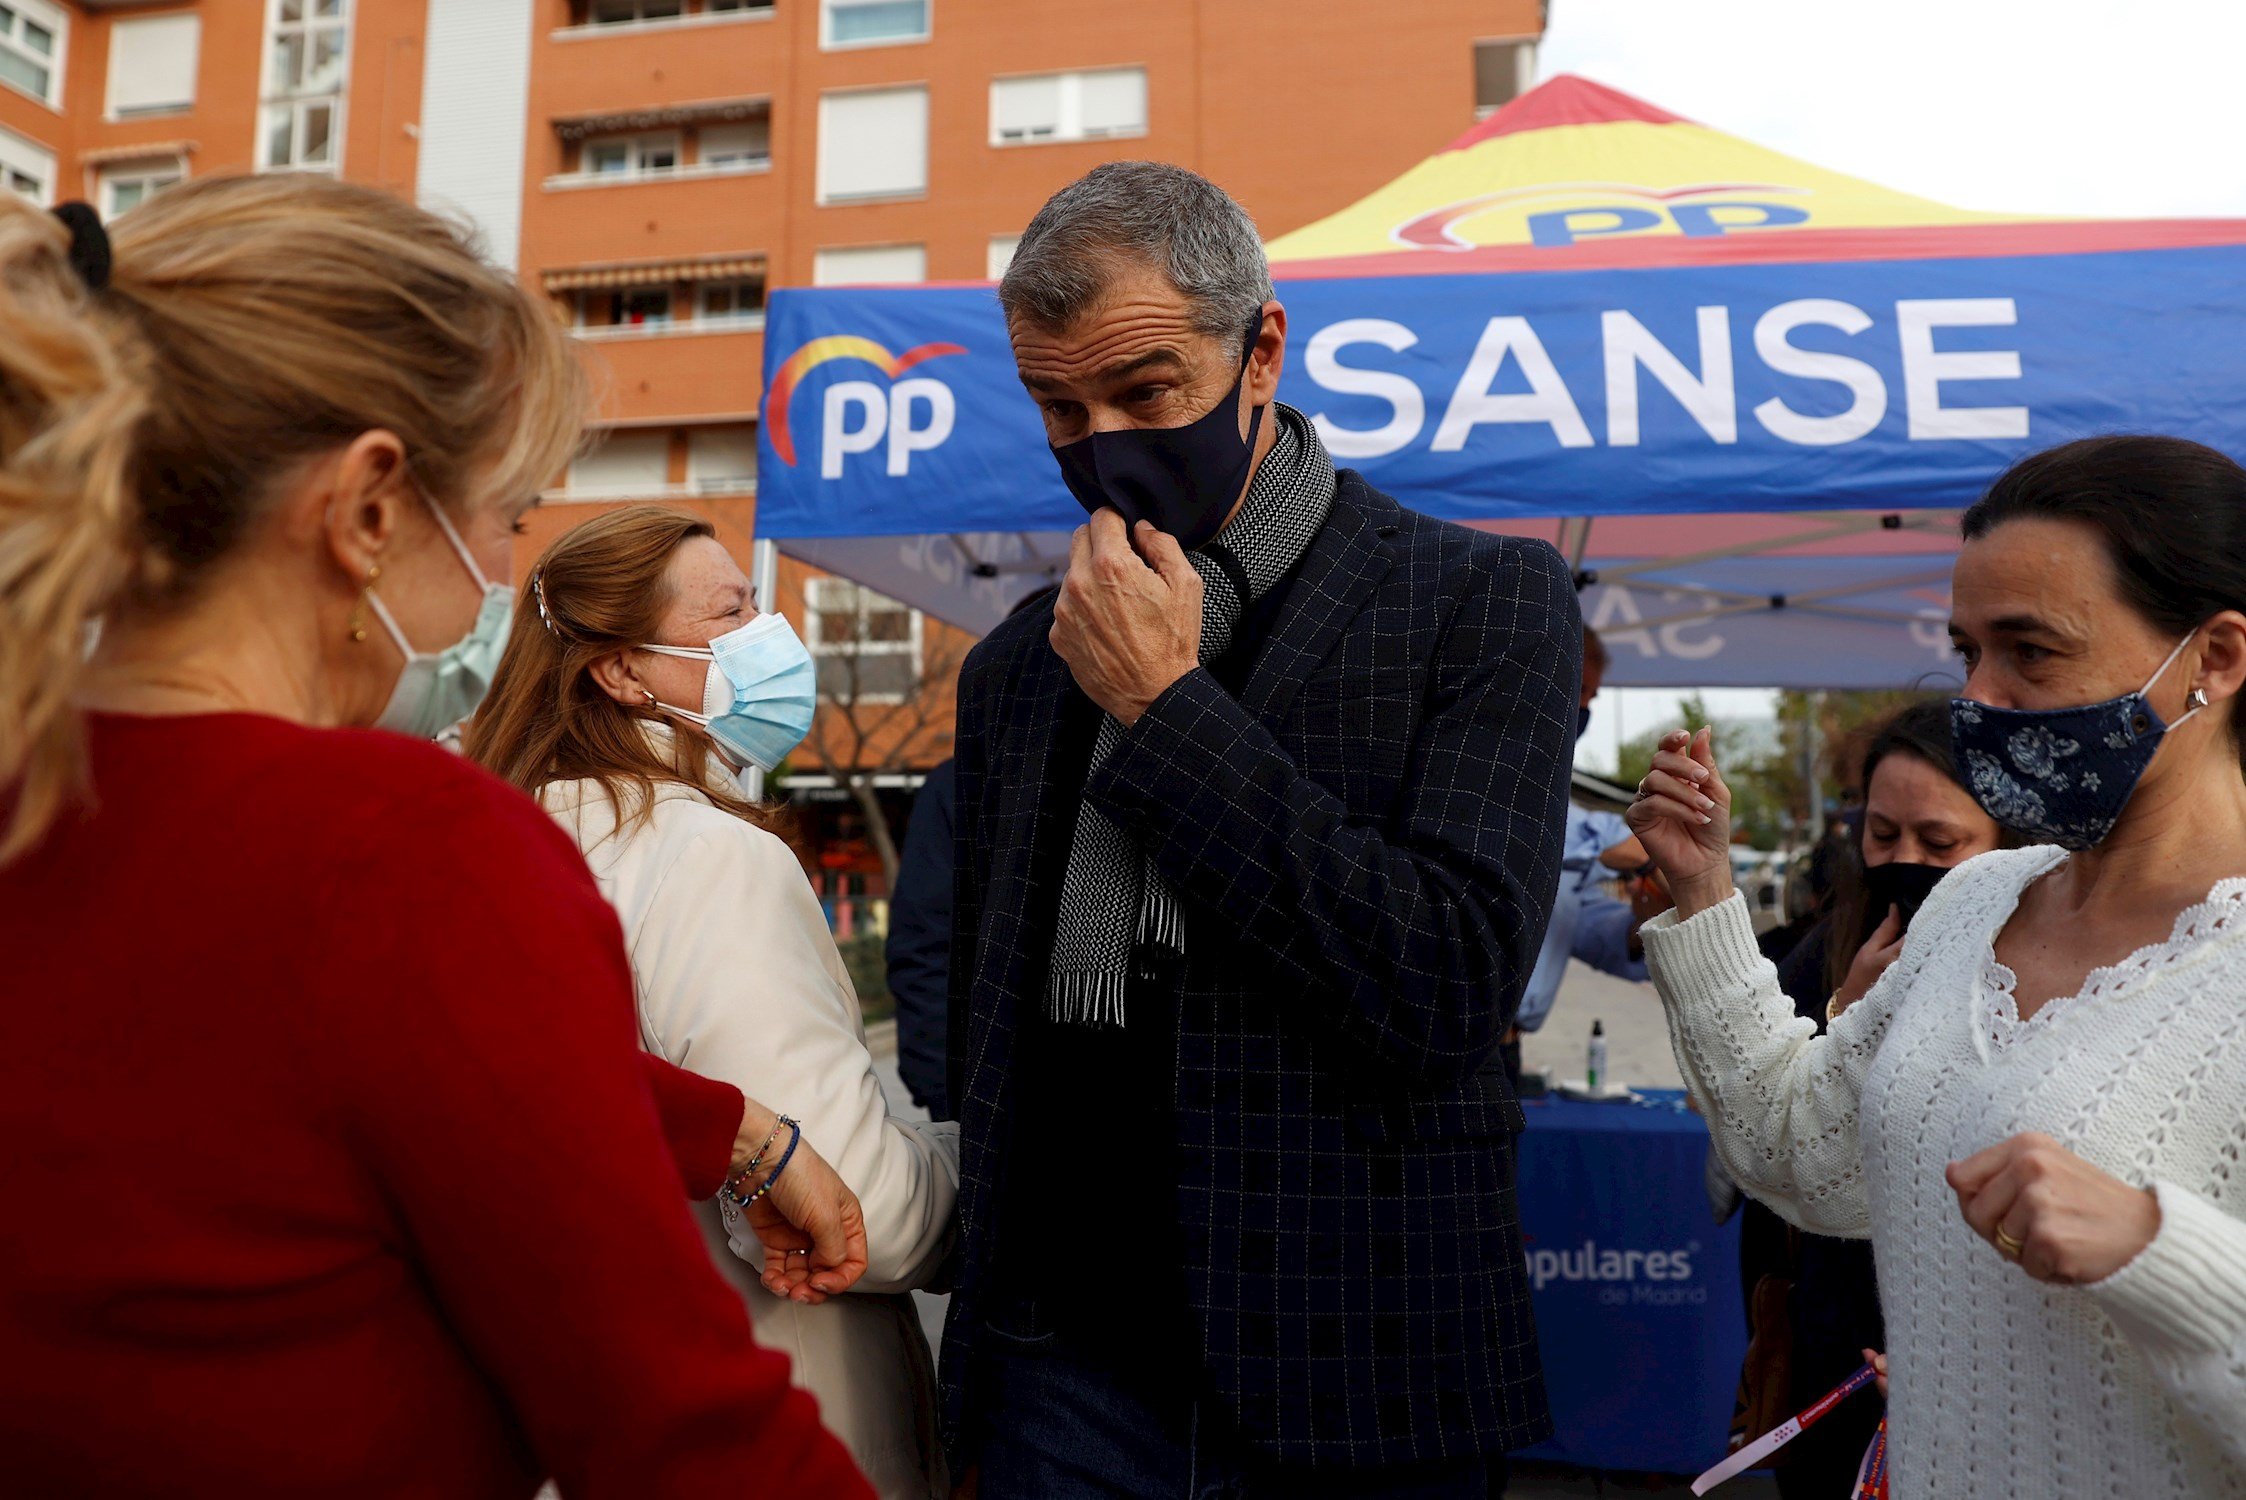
468, 506, 959, 1498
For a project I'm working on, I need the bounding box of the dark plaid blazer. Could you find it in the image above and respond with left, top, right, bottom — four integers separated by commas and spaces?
940, 470, 1580, 1471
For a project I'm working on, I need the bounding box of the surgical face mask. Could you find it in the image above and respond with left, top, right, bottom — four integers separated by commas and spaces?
1949, 633, 2205, 850
641, 611, 818, 774
1050, 318, 1265, 552
367, 496, 513, 740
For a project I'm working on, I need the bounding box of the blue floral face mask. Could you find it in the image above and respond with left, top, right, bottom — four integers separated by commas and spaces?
1950, 634, 2204, 850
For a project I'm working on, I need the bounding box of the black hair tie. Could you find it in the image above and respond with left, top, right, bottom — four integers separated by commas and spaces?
50, 202, 112, 293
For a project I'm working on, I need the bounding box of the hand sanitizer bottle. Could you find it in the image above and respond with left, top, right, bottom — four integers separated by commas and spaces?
1587, 1019, 1608, 1093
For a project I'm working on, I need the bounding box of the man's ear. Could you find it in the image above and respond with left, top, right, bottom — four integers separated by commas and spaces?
1247, 299, 1287, 405
588, 648, 648, 707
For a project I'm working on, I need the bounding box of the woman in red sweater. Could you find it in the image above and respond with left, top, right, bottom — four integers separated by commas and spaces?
0, 181, 870, 1495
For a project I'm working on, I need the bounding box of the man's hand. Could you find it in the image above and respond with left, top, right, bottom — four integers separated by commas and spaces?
1050, 510, 1202, 725
1946, 1132, 2161, 1285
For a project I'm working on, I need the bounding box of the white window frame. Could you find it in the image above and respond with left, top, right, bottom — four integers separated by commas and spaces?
816, 85, 929, 205
0, 122, 55, 204
258, 0, 351, 174
1473, 36, 1537, 119
695, 277, 766, 328
106, 12, 198, 120
989, 67, 1146, 147
554, 0, 771, 40
986, 233, 1019, 280
686, 423, 758, 496
819, 0, 930, 51
0, 0, 66, 110
583, 130, 682, 178
588, 0, 683, 23
99, 157, 186, 217
697, 120, 770, 171
805, 576, 924, 705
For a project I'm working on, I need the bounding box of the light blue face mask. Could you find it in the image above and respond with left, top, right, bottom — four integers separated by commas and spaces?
366, 495, 513, 740
641, 611, 818, 774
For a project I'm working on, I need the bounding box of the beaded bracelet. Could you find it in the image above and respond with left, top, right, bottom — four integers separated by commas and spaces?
729, 1115, 788, 1195
722, 1115, 802, 1211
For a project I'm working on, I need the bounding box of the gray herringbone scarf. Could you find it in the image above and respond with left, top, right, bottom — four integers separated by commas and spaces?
1046, 404, 1337, 1027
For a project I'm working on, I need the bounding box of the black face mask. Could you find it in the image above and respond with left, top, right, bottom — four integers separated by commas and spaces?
1577, 705, 1594, 740
1861, 860, 1950, 933
1051, 318, 1265, 552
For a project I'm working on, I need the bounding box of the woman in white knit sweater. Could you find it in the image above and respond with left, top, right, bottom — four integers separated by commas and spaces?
469, 508, 959, 1498
1628, 436, 2246, 1497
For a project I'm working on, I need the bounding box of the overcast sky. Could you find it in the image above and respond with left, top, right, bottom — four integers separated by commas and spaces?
1537, 0, 2246, 772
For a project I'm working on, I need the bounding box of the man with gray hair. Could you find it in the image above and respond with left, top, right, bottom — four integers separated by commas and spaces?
943, 161, 1580, 1497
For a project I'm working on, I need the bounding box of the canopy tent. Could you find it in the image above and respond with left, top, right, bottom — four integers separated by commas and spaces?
755, 76, 2246, 687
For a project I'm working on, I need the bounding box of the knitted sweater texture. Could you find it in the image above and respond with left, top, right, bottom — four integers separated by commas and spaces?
1643, 846, 2246, 1498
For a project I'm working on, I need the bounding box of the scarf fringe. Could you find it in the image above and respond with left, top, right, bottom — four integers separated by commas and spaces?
1047, 969, 1130, 1028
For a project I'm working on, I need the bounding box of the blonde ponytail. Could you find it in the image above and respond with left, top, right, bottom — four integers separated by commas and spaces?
0, 200, 149, 865
0, 174, 587, 866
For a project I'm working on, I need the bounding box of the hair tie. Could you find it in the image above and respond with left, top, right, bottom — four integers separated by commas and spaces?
50, 202, 111, 293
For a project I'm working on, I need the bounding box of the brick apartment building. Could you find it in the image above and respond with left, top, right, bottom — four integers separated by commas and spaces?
1, 0, 1543, 913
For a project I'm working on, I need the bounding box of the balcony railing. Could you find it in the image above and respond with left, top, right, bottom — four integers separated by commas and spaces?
571, 311, 766, 342
544, 158, 771, 192
552, 6, 775, 42
544, 478, 758, 505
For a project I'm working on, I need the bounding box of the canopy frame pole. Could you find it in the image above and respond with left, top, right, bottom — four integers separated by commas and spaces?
742, 537, 781, 801
1605, 567, 1955, 634
1580, 512, 1953, 585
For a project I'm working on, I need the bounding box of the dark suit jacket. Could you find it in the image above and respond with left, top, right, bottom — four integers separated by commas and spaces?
942, 470, 1580, 1470
884, 757, 954, 1117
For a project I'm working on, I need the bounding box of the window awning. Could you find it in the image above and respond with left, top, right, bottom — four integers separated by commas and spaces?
78, 140, 198, 166
542, 255, 766, 292
553, 96, 769, 142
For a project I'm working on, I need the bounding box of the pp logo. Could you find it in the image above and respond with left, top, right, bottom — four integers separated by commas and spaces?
768, 336, 966, 479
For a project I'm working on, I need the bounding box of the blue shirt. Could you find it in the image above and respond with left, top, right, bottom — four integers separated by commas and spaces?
1515, 804, 1648, 1033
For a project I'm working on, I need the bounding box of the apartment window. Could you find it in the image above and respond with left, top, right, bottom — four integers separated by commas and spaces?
813, 244, 925, 286
705, 0, 772, 10
585, 132, 679, 176
0, 0, 63, 107
821, 0, 928, 48
698, 121, 769, 169
0, 123, 53, 203
100, 159, 184, 216
1474, 39, 1534, 117
986, 234, 1018, 280
108, 13, 198, 118
697, 277, 765, 324
807, 578, 920, 700
261, 0, 349, 172
689, 424, 757, 494
588, 0, 682, 22
990, 67, 1145, 146
567, 430, 670, 496
817, 86, 927, 203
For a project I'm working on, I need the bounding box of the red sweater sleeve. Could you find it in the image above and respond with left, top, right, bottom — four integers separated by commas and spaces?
315, 769, 867, 1497
639, 1053, 742, 1200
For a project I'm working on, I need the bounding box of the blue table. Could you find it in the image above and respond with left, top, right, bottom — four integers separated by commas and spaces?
1513, 1089, 1745, 1476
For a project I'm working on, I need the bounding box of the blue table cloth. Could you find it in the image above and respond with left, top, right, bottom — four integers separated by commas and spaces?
1514, 1088, 1745, 1475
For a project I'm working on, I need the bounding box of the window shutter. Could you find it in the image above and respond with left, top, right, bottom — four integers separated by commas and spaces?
813, 244, 926, 286
109, 14, 200, 116
568, 431, 670, 495
990, 75, 1061, 141
1078, 69, 1146, 137
817, 86, 927, 201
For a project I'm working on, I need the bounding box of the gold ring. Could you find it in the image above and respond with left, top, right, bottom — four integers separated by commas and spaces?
1994, 1226, 2025, 1260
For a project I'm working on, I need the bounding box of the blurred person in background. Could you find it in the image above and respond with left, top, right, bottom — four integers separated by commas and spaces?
0, 183, 867, 1497
1726, 700, 2006, 1497
1493, 624, 1655, 1089
468, 506, 960, 1499
1630, 436, 2246, 1496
